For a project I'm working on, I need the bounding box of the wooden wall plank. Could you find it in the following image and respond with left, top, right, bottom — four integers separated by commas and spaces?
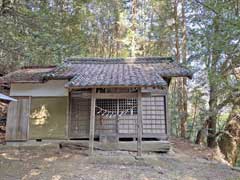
6, 98, 30, 141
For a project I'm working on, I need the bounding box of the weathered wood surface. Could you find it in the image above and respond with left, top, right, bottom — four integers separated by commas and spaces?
69, 88, 168, 143
6, 98, 30, 141
10, 80, 68, 97
71, 92, 152, 99
89, 88, 96, 155
137, 88, 143, 156
59, 141, 170, 152
69, 97, 90, 138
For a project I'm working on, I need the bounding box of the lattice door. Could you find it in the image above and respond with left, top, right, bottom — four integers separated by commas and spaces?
95, 99, 137, 137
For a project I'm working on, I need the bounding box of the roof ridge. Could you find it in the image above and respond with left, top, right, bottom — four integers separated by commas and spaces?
21, 65, 56, 69
64, 56, 174, 64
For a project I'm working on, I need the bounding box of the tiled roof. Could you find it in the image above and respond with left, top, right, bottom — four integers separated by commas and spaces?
45, 57, 193, 88
2, 57, 193, 88
1, 66, 56, 83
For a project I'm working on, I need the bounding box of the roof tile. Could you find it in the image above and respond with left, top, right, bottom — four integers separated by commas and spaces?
45, 57, 192, 88
3, 57, 193, 88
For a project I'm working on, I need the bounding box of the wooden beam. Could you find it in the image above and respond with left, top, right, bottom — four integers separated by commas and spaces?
137, 88, 143, 156
68, 85, 167, 90
89, 88, 96, 155
71, 92, 153, 99
60, 140, 170, 152
60, 141, 171, 153
96, 93, 138, 99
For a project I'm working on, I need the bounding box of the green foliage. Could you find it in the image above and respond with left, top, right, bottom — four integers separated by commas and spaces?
169, 0, 239, 149
0, 0, 240, 165
0, 0, 175, 73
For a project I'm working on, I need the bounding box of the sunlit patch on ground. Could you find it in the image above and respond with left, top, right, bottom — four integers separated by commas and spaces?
21, 169, 41, 180
52, 175, 62, 180
0, 152, 20, 160
44, 156, 58, 162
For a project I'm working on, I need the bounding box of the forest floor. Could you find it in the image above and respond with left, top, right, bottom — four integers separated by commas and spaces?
0, 138, 240, 180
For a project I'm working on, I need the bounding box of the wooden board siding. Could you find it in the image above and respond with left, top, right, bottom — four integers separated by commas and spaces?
6, 97, 30, 141
29, 97, 67, 139
69, 97, 90, 138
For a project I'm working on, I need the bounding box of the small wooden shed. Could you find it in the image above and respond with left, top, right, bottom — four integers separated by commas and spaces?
2, 57, 192, 155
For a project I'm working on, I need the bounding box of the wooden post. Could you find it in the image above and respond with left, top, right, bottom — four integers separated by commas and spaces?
89, 88, 96, 155
116, 99, 119, 138
165, 94, 170, 137
66, 92, 70, 139
137, 88, 143, 156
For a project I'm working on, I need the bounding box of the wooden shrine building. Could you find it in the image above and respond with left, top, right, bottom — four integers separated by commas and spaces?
1, 57, 192, 155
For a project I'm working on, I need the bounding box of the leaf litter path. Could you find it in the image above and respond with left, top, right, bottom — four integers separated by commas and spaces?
0, 138, 240, 180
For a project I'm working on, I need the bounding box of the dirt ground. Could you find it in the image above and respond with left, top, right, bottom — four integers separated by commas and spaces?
0, 138, 240, 180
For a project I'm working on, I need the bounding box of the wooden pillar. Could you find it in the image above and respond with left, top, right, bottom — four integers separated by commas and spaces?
89, 88, 96, 155
137, 88, 143, 156
165, 94, 170, 137
116, 99, 119, 137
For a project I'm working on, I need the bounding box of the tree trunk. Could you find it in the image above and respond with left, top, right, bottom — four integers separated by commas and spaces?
207, 87, 218, 148
180, 0, 188, 138
207, 15, 220, 148
218, 131, 239, 166
218, 99, 240, 166
207, 115, 217, 148
195, 120, 208, 145
131, 0, 137, 57
189, 96, 198, 139
173, 0, 180, 62
172, 0, 181, 137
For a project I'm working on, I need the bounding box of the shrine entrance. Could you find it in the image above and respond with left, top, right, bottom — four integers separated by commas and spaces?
69, 87, 168, 155
69, 88, 139, 141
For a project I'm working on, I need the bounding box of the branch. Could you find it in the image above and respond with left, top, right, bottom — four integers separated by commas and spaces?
194, 0, 218, 15
217, 94, 233, 110
194, 0, 239, 27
